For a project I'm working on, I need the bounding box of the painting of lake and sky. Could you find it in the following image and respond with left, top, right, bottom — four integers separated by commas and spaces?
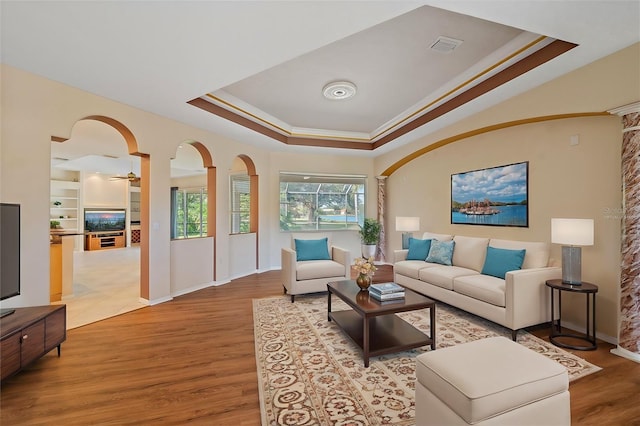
451, 161, 528, 227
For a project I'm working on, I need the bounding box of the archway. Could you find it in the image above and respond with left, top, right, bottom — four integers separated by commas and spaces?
232, 154, 258, 269
51, 115, 150, 301
172, 141, 217, 280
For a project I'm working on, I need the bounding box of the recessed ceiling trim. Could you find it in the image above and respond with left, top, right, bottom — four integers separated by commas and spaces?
373, 39, 578, 148
190, 38, 577, 150
202, 94, 372, 142
370, 35, 550, 141
205, 93, 291, 136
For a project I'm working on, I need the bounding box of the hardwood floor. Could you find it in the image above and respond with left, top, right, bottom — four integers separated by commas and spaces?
1, 266, 639, 425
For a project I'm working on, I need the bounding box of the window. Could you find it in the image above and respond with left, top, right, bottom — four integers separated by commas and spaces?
279, 172, 365, 231
171, 187, 207, 239
230, 173, 250, 234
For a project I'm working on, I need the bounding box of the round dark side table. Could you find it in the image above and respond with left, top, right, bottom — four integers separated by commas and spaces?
546, 279, 598, 351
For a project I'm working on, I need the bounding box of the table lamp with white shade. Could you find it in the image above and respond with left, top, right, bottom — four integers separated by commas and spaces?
551, 218, 594, 285
396, 216, 420, 249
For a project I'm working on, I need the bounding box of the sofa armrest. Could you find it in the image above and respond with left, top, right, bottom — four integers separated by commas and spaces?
394, 249, 408, 263
281, 247, 297, 289
505, 266, 562, 329
331, 246, 352, 277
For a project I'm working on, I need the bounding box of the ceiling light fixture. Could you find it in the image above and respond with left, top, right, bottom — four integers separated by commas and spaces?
322, 81, 357, 100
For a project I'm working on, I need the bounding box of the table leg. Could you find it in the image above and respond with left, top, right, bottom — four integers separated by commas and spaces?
550, 288, 557, 335
327, 290, 332, 322
592, 294, 597, 345
587, 293, 597, 345
430, 304, 436, 350
557, 289, 563, 332
363, 317, 370, 368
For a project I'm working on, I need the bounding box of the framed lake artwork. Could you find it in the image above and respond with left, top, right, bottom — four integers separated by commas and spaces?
451, 161, 529, 227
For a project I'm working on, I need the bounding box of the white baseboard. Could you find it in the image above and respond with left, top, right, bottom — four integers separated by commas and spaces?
611, 346, 640, 363
558, 319, 617, 345
147, 295, 172, 306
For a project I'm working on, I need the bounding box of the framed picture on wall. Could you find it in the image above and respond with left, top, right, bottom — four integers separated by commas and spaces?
451, 161, 529, 227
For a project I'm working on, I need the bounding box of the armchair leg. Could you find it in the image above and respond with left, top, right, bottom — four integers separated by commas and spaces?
511, 329, 518, 341
283, 286, 287, 295
291, 294, 295, 303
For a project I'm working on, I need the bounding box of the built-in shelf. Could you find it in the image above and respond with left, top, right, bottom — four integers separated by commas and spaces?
50, 179, 80, 232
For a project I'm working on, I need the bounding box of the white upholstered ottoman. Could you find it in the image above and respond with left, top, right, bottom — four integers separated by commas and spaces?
415, 337, 570, 425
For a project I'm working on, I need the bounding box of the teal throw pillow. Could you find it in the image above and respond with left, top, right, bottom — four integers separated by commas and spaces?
425, 240, 455, 266
406, 238, 432, 260
295, 238, 331, 261
481, 246, 526, 279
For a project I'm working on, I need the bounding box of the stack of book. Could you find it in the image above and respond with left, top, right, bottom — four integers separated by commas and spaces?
369, 282, 405, 302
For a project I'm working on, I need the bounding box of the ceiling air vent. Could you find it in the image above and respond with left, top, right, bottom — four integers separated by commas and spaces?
430, 36, 463, 53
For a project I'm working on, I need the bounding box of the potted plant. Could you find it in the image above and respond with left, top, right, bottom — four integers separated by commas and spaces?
359, 217, 381, 258
50, 220, 61, 229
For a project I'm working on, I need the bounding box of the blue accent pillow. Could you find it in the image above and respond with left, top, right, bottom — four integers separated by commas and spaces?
406, 238, 432, 260
481, 246, 526, 279
425, 240, 455, 266
295, 238, 331, 261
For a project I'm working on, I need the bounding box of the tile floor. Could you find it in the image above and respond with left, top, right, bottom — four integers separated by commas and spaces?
54, 246, 146, 329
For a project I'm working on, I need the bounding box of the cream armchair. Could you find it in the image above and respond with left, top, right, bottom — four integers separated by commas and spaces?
281, 233, 351, 302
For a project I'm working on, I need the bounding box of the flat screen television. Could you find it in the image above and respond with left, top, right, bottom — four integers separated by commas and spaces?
1, 203, 20, 317
84, 209, 126, 232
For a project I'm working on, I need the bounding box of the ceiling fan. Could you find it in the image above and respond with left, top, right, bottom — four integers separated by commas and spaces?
110, 171, 141, 183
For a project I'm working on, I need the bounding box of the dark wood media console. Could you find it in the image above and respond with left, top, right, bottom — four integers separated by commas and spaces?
0, 305, 66, 381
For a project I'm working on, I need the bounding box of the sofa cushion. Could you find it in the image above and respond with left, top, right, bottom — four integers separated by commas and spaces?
419, 265, 478, 290
394, 260, 439, 279
291, 232, 332, 250
489, 239, 550, 269
406, 238, 432, 260
294, 238, 331, 261
481, 246, 526, 279
422, 232, 453, 241
296, 259, 344, 280
454, 274, 506, 307
426, 240, 455, 265
452, 236, 489, 272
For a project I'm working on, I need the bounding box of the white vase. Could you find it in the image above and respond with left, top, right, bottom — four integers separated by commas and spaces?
361, 244, 376, 259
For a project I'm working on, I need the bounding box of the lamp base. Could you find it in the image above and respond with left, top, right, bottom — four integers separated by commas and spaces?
401, 232, 413, 250
562, 246, 582, 285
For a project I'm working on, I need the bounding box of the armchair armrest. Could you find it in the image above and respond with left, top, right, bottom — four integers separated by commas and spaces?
331, 246, 351, 277
394, 249, 408, 263
505, 266, 562, 329
281, 247, 297, 290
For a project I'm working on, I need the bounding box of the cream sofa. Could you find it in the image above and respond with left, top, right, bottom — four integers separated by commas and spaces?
394, 232, 561, 339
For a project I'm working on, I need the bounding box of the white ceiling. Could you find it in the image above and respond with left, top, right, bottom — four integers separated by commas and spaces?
2, 0, 640, 171
213, 5, 532, 139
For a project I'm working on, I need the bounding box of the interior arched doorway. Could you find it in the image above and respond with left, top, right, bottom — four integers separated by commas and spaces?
171, 141, 217, 281
51, 115, 150, 301
232, 154, 258, 269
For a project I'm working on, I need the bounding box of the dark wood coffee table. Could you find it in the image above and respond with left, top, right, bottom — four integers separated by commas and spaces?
327, 280, 436, 367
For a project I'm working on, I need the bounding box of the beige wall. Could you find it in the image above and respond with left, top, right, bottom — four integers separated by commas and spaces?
376, 43, 640, 341
83, 173, 129, 207
385, 116, 622, 339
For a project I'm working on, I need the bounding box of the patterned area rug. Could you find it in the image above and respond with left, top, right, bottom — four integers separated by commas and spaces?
253, 294, 601, 426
